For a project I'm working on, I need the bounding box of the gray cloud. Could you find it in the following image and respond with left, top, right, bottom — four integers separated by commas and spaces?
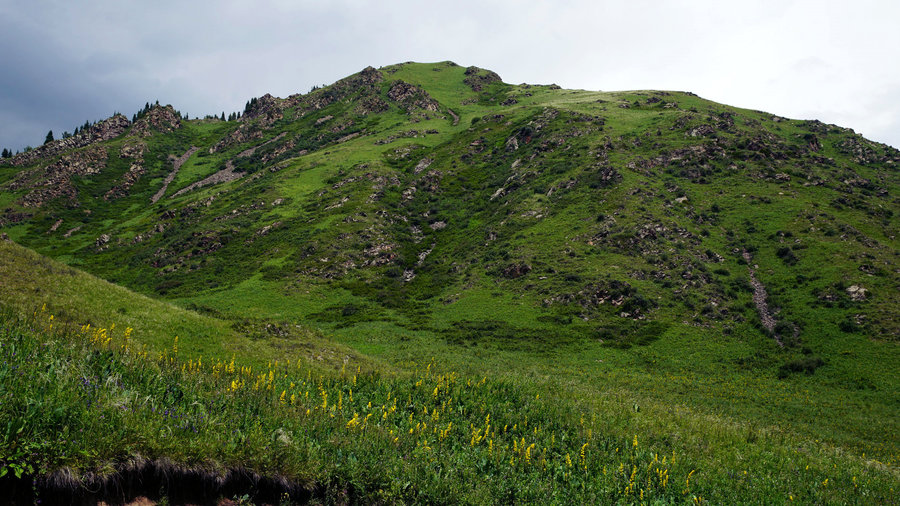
1, 0, 898, 151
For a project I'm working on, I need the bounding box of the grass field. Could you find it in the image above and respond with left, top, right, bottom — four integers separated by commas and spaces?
1, 301, 897, 504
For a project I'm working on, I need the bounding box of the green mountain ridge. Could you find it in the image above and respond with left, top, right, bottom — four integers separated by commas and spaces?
3, 62, 896, 341
0, 61, 898, 500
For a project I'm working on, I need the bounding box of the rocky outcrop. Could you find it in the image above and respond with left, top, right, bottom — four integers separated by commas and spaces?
502, 263, 531, 279
208, 66, 386, 155
375, 130, 425, 145
13, 145, 109, 207
834, 136, 894, 165
236, 132, 287, 158
387, 81, 441, 112
209, 125, 265, 154
287, 66, 384, 112
355, 95, 389, 115
95, 233, 110, 251
242, 94, 284, 125
414, 158, 433, 174
0, 210, 31, 228
130, 105, 181, 137
543, 280, 655, 320
354, 65, 384, 86
105, 142, 147, 200
463, 66, 502, 92
846, 285, 868, 301
8, 115, 129, 167
210, 95, 283, 154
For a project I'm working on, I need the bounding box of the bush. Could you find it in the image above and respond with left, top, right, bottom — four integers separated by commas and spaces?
778, 356, 824, 378
775, 246, 798, 265
838, 319, 860, 333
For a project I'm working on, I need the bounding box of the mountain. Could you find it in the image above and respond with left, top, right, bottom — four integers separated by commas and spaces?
0, 61, 897, 502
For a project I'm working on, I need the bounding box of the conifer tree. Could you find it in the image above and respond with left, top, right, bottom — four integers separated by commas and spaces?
44, 130, 54, 144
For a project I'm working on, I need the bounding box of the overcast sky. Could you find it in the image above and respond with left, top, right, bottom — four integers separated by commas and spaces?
2, 0, 899, 151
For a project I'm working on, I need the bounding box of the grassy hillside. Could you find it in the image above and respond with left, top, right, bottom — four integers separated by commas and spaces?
0, 265, 897, 503
0, 239, 368, 372
0, 60, 898, 502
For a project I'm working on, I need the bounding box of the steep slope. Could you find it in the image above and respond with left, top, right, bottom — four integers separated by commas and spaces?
1, 61, 898, 462
0, 238, 367, 371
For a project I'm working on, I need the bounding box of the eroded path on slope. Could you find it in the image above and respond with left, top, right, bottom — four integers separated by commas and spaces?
151, 146, 198, 203
171, 159, 242, 198
743, 250, 783, 347
170, 133, 290, 198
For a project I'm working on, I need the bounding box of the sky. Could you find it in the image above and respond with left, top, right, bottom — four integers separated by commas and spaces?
2, 0, 899, 151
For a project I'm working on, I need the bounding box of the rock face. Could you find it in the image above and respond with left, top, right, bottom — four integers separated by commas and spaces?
210, 124, 265, 154
131, 105, 182, 137
242, 94, 283, 125
463, 66, 502, 91
287, 66, 384, 112
210, 95, 283, 154
387, 81, 441, 112
105, 142, 147, 200
356, 66, 384, 86
8, 115, 129, 167
12, 145, 109, 207
209, 66, 387, 154
355, 95, 389, 115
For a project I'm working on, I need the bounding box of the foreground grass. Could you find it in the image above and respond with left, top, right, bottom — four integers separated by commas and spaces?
1, 309, 896, 504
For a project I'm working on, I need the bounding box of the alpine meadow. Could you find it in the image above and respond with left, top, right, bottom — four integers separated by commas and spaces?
0, 62, 897, 504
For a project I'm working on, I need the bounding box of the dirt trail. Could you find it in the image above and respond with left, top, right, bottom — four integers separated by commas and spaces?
743, 250, 783, 347
151, 146, 198, 203
448, 108, 459, 126
169, 134, 292, 199
171, 159, 242, 198
236, 132, 287, 158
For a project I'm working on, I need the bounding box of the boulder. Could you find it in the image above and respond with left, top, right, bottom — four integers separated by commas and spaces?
846, 285, 868, 301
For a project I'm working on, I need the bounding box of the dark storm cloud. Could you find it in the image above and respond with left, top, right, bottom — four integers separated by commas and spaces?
1, 0, 899, 152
